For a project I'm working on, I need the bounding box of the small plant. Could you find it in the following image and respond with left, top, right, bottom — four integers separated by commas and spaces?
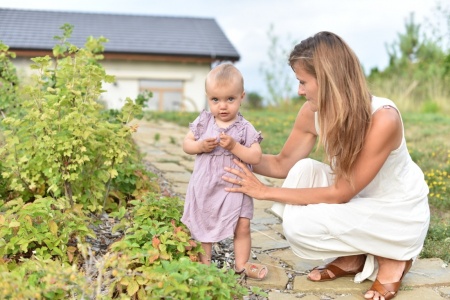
0, 196, 94, 262
143, 257, 248, 299
0, 255, 90, 299
154, 132, 161, 142
110, 194, 202, 264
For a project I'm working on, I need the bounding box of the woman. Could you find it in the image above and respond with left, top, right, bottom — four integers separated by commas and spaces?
222, 31, 430, 300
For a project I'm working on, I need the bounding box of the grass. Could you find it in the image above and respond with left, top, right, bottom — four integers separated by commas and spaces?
146, 105, 450, 263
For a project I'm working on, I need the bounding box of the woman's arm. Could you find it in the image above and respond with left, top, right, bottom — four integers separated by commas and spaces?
224, 106, 403, 204
253, 102, 318, 178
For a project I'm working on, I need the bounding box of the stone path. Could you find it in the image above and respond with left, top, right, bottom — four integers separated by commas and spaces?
132, 119, 450, 299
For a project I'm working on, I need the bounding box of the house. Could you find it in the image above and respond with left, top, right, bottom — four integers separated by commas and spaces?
0, 8, 240, 111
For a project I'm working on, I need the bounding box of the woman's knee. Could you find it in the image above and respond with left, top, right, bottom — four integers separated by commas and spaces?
283, 208, 329, 242
283, 158, 330, 189
290, 158, 315, 175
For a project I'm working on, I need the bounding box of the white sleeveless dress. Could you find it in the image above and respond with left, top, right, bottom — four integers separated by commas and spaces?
271, 96, 430, 282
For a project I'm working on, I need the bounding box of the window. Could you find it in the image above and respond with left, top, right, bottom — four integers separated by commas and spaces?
139, 79, 183, 111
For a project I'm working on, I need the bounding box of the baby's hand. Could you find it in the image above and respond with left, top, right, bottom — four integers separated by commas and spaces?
219, 132, 237, 151
200, 137, 219, 153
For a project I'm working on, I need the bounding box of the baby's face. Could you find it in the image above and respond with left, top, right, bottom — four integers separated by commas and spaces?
206, 78, 244, 125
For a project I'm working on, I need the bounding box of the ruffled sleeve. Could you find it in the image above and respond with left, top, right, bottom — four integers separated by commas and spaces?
230, 113, 263, 148
242, 122, 263, 147
189, 110, 211, 141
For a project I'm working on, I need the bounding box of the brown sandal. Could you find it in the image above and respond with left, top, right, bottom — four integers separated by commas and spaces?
234, 262, 268, 280
307, 261, 364, 282
365, 259, 413, 300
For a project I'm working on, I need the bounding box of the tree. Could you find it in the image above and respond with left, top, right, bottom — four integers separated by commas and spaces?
244, 91, 263, 109
368, 11, 449, 112
259, 24, 296, 106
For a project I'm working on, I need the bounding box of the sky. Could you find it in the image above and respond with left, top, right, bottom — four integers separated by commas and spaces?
1, 0, 446, 97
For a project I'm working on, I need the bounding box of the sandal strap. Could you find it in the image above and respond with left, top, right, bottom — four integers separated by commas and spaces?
370, 279, 400, 300
313, 263, 356, 280
366, 259, 413, 300
242, 262, 268, 279
327, 263, 351, 277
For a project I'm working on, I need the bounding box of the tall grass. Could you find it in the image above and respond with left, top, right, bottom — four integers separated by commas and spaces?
368, 75, 450, 114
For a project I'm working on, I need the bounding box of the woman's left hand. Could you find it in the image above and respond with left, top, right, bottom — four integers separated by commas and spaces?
223, 159, 268, 200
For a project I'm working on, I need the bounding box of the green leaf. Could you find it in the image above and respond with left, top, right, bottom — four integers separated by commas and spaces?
8, 221, 20, 228
127, 279, 139, 296
48, 220, 58, 236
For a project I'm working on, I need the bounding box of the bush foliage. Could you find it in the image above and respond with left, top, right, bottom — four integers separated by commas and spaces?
0, 24, 246, 299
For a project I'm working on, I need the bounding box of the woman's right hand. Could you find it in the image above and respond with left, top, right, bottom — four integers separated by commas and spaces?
223, 159, 269, 200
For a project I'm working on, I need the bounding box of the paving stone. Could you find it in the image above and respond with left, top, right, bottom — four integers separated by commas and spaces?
264, 177, 285, 188
251, 229, 290, 250
405, 258, 450, 287
251, 208, 280, 225
140, 147, 167, 157
170, 183, 188, 197
251, 223, 270, 232
269, 248, 324, 273
146, 153, 179, 163
269, 223, 285, 237
132, 136, 153, 147
159, 145, 188, 156
163, 171, 192, 184
290, 294, 320, 300
178, 159, 195, 172
439, 286, 450, 297
246, 253, 288, 290
151, 162, 186, 173
267, 291, 313, 299
254, 199, 275, 210
332, 294, 363, 299
394, 287, 445, 299
293, 275, 372, 294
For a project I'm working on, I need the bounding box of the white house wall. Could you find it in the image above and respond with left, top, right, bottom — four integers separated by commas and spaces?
101, 60, 209, 112
12, 58, 210, 112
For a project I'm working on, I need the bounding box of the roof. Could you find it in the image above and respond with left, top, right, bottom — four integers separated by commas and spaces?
0, 8, 240, 61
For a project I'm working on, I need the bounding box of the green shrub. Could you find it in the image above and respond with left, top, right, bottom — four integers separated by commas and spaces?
0, 257, 89, 299
0, 42, 19, 118
142, 257, 247, 299
0, 24, 144, 212
105, 142, 160, 212
0, 197, 93, 262
110, 194, 202, 265
421, 101, 440, 113
421, 216, 450, 263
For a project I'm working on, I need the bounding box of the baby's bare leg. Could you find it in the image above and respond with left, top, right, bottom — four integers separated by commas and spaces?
199, 242, 212, 265
233, 217, 251, 271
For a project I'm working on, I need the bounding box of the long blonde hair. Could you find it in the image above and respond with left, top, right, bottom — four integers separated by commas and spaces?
289, 31, 372, 184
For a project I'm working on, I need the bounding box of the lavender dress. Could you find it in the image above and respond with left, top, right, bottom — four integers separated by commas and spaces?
181, 110, 262, 243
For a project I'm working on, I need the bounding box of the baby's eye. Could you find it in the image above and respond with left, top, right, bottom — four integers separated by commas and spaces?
227, 97, 235, 102
211, 98, 219, 103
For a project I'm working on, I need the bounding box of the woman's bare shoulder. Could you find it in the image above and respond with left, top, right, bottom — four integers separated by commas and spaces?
295, 101, 317, 135
369, 106, 402, 150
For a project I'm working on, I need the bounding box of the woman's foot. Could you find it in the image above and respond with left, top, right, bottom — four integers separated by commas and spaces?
307, 254, 366, 281
364, 258, 413, 300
